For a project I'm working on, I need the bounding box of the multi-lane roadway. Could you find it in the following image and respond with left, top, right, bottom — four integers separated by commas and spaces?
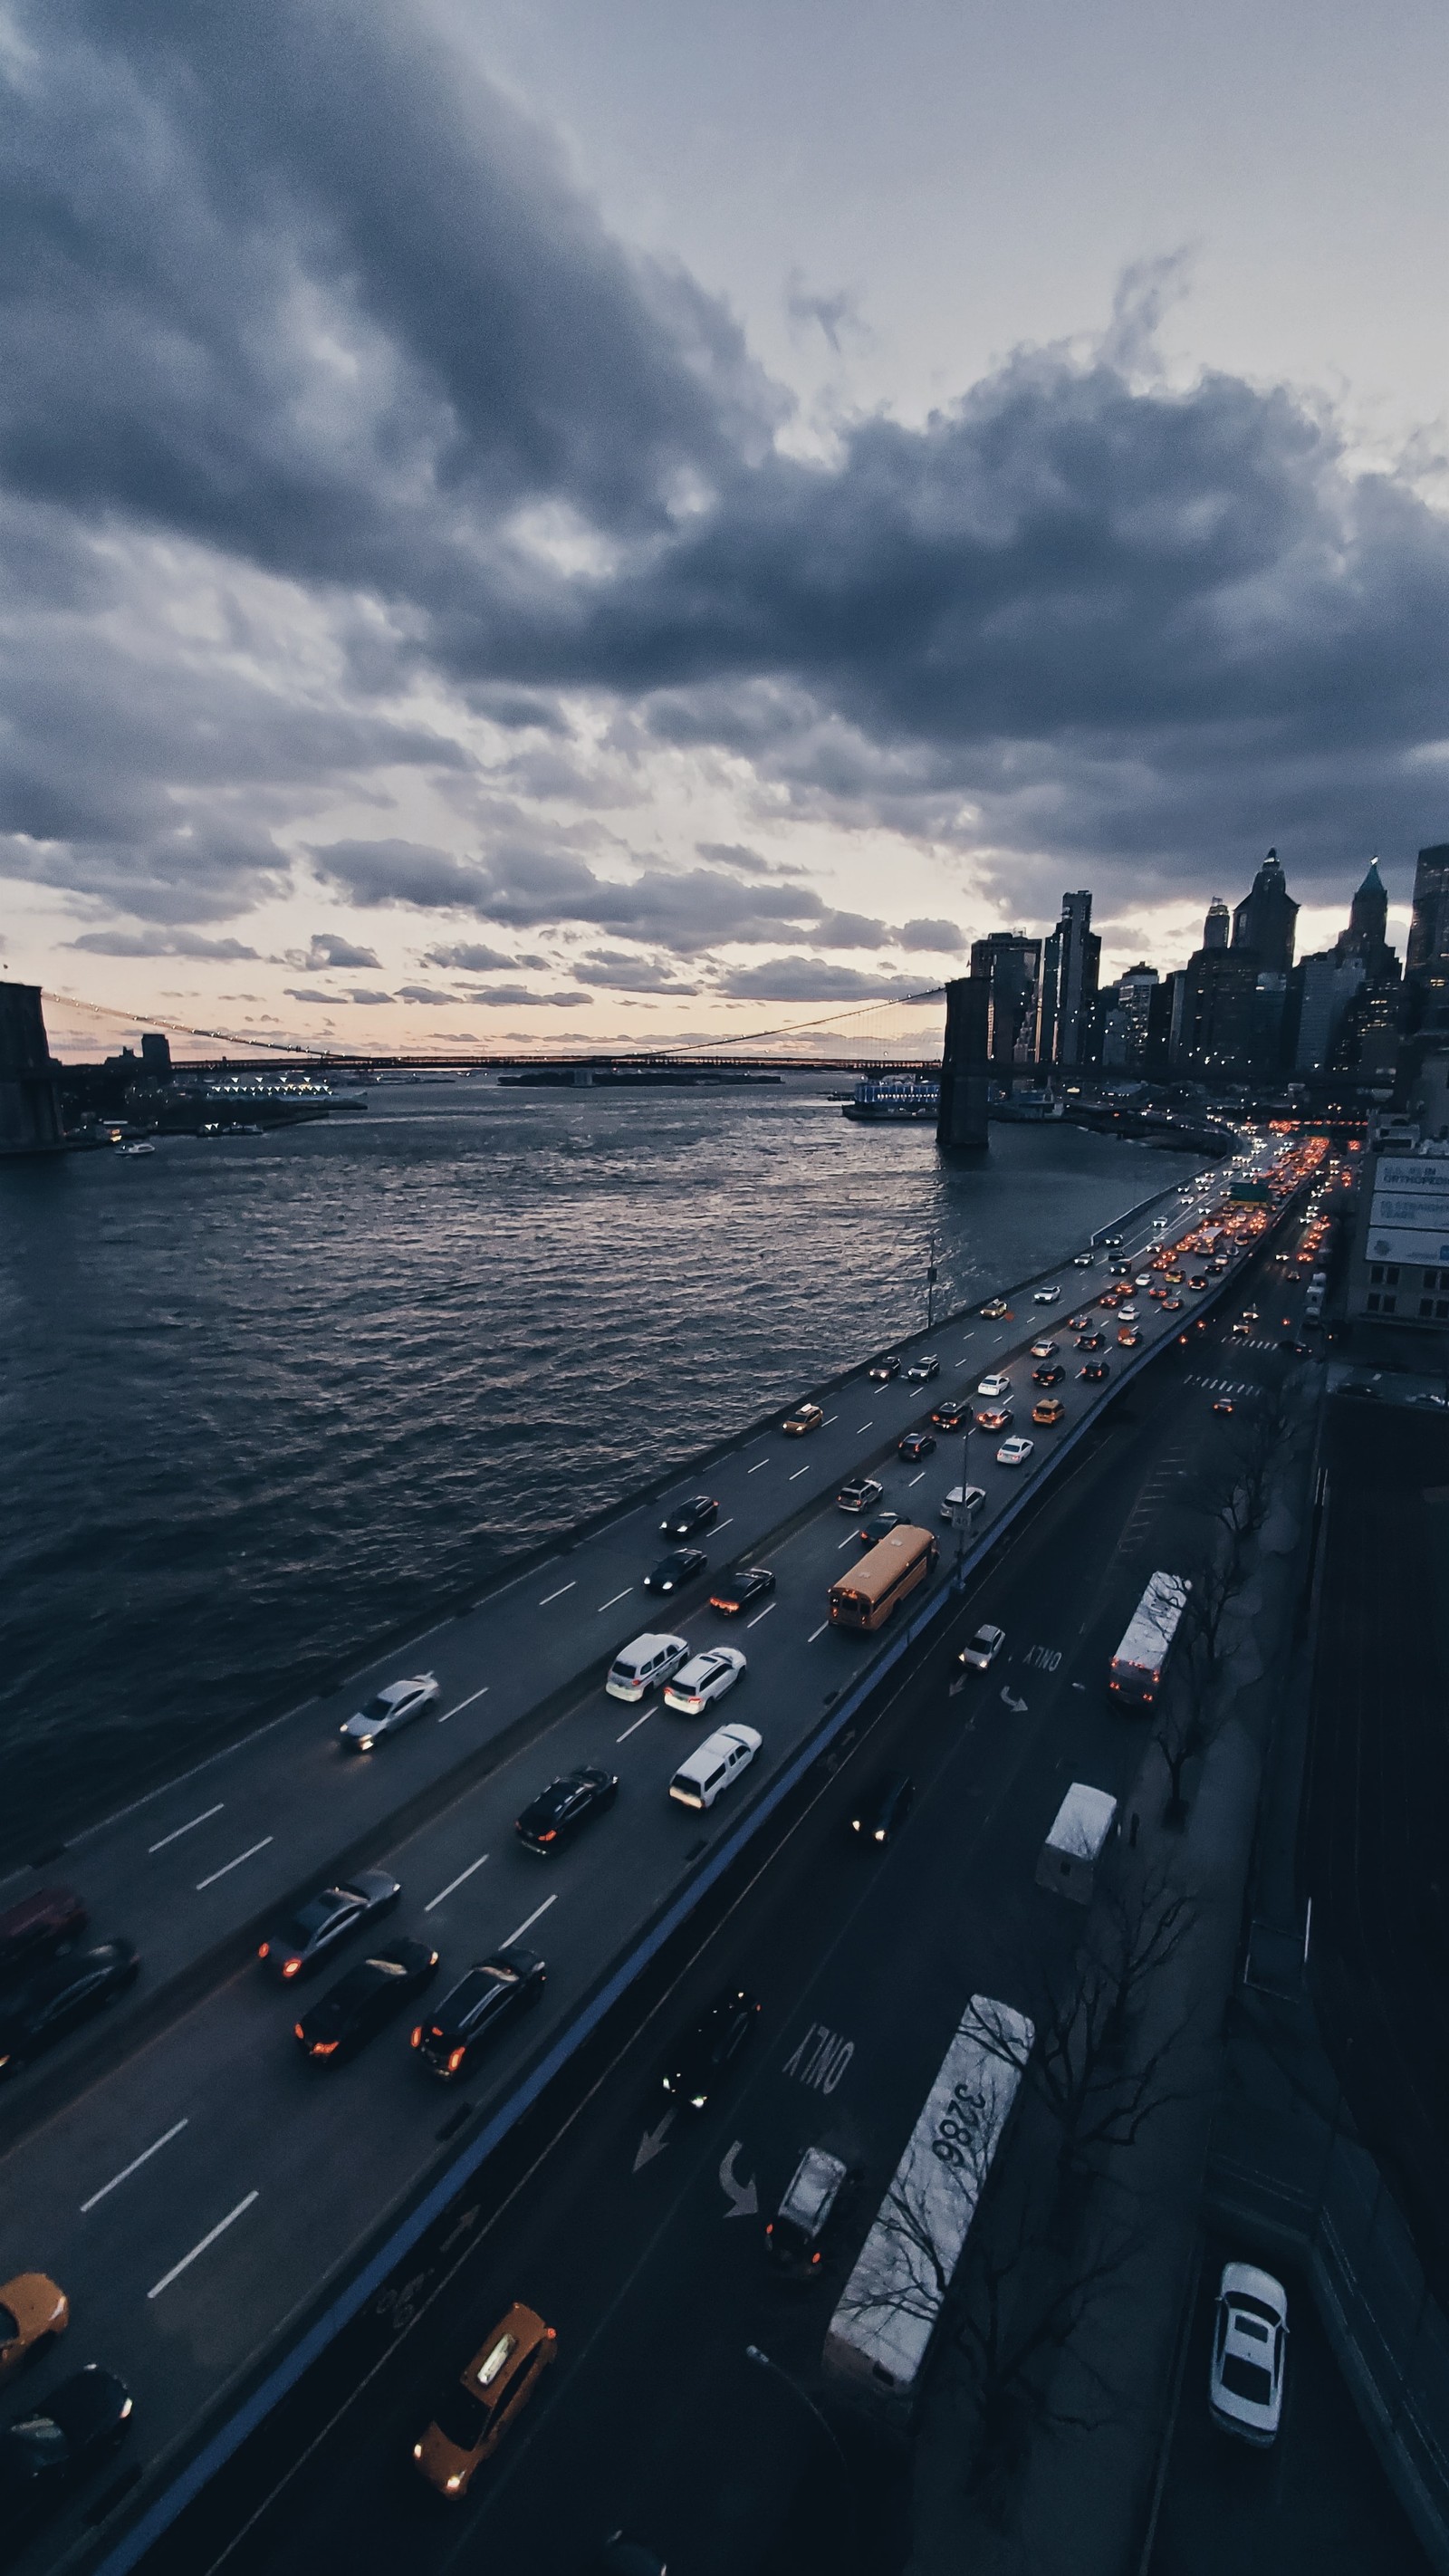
164, 1209, 1316, 2576
0, 1138, 1310, 2572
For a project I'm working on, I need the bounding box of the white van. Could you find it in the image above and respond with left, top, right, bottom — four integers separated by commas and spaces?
667, 1723, 763, 1811
1036, 1783, 1118, 1905
606, 1632, 689, 1704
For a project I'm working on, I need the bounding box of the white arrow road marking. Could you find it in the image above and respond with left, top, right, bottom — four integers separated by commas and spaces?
633, 2110, 675, 2172
948, 1675, 968, 1697
719, 2141, 758, 2218
1001, 1685, 1029, 1713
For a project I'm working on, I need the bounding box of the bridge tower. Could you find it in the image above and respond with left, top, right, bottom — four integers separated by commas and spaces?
936, 976, 990, 1155
0, 983, 63, 1155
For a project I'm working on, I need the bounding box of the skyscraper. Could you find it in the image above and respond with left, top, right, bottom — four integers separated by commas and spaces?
1339, 858, 1390, 965
1407, 845, 1449, 985
968, 931, 1043, 1070
1203, 898, 1230, 952
1039, 889, 1100, 1069
1232, 850, 1299, 972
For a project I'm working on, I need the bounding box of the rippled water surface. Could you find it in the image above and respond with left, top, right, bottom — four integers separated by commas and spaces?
0, 1079, 1201, 1853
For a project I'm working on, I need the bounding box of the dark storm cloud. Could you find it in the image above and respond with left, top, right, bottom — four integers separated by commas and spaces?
713, 957, 936, 1003
66, 927, 260, 959
4, 0, 1448, 952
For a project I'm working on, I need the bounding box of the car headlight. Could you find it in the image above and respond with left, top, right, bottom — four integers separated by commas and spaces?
413, 2443, 424, 2459
690, 2093, 707, 2108
875, 1828, 886, 1841
446, 2474, 463, 2491
119, 2397, 133, 2419
358, 1737, 373, 1752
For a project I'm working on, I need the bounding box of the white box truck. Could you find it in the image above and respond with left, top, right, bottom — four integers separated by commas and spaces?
1036, 1783, 1118, 1905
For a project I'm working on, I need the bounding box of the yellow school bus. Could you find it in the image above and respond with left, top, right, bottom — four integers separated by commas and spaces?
828, 1524, 938, 1632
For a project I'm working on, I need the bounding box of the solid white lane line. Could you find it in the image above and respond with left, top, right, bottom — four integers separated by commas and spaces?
148, 2191, 259, 2300
746, 1602, 776, 1629
196, 1837, 273, 1893
149, 1803, 224, 1855
616, 1710, 652, 1743
747, 1461, 769, 1474
502, 1895, 557, 1948
808, 1621, 830, 1642
81, 2119, 188, 2215
596, 1588, 633, 1612
438, 1684, 489, 1725
424, 1851, 491, 1913
539, 1581, 577, 1607
789, 1466, 810, 1480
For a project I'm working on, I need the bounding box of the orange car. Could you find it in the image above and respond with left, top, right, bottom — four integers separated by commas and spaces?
1032, 1397, 1066, 1427
413, 2304, 557, 2496
0, 2274, 69, 2379
1117, 1327, 1142, 1349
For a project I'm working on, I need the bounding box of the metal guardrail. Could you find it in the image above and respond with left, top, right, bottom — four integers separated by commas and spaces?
95, 1174, 1291, 2575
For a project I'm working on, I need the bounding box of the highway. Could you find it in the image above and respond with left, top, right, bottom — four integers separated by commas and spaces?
0, 1135, 1310, 2572
154, 1214, 1311, 2576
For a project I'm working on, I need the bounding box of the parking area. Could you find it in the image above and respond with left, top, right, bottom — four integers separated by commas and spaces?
1149, 2237, 1431, 2576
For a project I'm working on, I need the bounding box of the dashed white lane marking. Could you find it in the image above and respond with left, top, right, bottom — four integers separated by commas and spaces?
822, 1416, 839, 1426
907, 1471, 926, 1487
502, 1894, 557, 1948
425, 1851, 491, 1913
148, 2191, 259, 2300
616, 1710, 652, 1743
789, 1466, 810, 1480
438, 1684, 489, 1724
855, 1420, 873, 1431
81, 2119, 188, 2215
836, 1533, 857, 1550
196, 1837, 273, 1893
149, 1803, 224, 1855
748, 1459, 770, 1474
539, 1581, 577, 1607
808, 1621, 830, 1642
596, 1588, 633, 1612
746, 1602, 776, 1629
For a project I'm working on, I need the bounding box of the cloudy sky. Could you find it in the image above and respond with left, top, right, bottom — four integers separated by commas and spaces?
2, 0, 1446, 1056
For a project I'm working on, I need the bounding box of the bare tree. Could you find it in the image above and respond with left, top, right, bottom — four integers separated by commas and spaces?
1156, 1385, 1294, 1822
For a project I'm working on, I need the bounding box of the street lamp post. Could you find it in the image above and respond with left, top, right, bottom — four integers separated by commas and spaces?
744, 2345, 859, 2566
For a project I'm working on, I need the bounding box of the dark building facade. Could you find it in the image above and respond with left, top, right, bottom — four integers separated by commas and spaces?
936, 976, 991, 1153
0, 983, 63, 1153
967, 931, 1043, 1070
1039, 889, 1100, 1069
1231, 850, 1299, 973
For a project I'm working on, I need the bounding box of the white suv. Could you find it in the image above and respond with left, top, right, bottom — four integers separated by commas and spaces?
606, 1633, 689, 1703
668, 1725, 762, 1811
663, 1648, 746, 1716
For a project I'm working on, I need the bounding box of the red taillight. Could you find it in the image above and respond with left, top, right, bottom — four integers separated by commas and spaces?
258, 1942, 270, 1959
293, 2022, 305, 2039
811, 2251, 822, 2265
537, 1830, 556, 1842
283, 1957, 300, 1979
410, 2025, 422, 2047
447, 2045, 465, 2073
312, 2040, 339, 2057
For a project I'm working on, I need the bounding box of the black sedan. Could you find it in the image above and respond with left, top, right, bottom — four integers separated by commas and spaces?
0, 2365, 132, 2526
1076, 1331, 1106, 1351
929, 1398, 969, 1432
659, 1987, 761, 2110
858, 1510, 902, 1549
850, 1771, 916, 1847
293, 1939, 439, 2062
897, 1429, 936, 1461
1032, 1362, 1066, 1387
257, 1868, 402, 1985
514, 1768, 619, 1856
867, 1354, 902, 1382
413, 1946, 546, 2080
0, 1941, 139, 2078
658, 1493, 719, 1541
643, 1548, 707, 1597
708, 1565, 776, 1616
1079, 1360, 1110, 1384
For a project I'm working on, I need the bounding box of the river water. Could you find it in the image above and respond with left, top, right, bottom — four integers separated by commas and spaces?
0, 1078, 1202, 1859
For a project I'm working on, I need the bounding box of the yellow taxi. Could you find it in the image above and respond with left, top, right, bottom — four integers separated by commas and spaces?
782, 1402, 824, 1436
413, 2303, 557, 2497
1031, 1397, 1066, 1427
0, 2274, 69, 2379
